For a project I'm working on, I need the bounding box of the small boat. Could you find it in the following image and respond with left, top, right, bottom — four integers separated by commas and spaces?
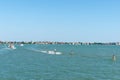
47, 49, 56, 54
48, 51, 56, 54
40, 49, 62, 55
20, 44, 24, 46
8, 43, 16, 49
47, 49, 62, 55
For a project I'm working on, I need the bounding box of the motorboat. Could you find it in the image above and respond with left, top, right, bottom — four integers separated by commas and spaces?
8, 43, 16, 49
20, 44, 24, 46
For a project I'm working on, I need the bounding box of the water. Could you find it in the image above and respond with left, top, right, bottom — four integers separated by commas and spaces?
0, 44, 120, 80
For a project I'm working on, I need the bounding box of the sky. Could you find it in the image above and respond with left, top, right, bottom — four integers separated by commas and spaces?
0, 0, 120, 42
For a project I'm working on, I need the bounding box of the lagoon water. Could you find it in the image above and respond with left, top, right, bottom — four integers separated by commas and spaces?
0, 44, 120, 80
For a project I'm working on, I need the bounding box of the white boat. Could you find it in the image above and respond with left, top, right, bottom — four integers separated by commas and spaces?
8, 44, 16, 49
47, 51, 56, 54
47, 49, 62, 55
40, 49, 62, 55
20, 44, 24, 46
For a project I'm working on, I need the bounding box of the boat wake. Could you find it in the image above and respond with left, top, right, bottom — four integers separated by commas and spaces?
26, 48, 62, 55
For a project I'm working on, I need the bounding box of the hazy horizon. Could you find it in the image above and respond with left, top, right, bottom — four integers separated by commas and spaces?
0, 0, 120, 42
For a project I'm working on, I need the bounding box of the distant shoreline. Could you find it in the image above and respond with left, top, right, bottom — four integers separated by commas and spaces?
0, 41, 120, 45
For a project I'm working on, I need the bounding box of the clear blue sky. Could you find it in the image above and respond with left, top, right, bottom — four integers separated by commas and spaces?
0, 0, 120, 42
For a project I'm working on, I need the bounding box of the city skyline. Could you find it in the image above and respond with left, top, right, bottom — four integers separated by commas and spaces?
0, 0, 120, 42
